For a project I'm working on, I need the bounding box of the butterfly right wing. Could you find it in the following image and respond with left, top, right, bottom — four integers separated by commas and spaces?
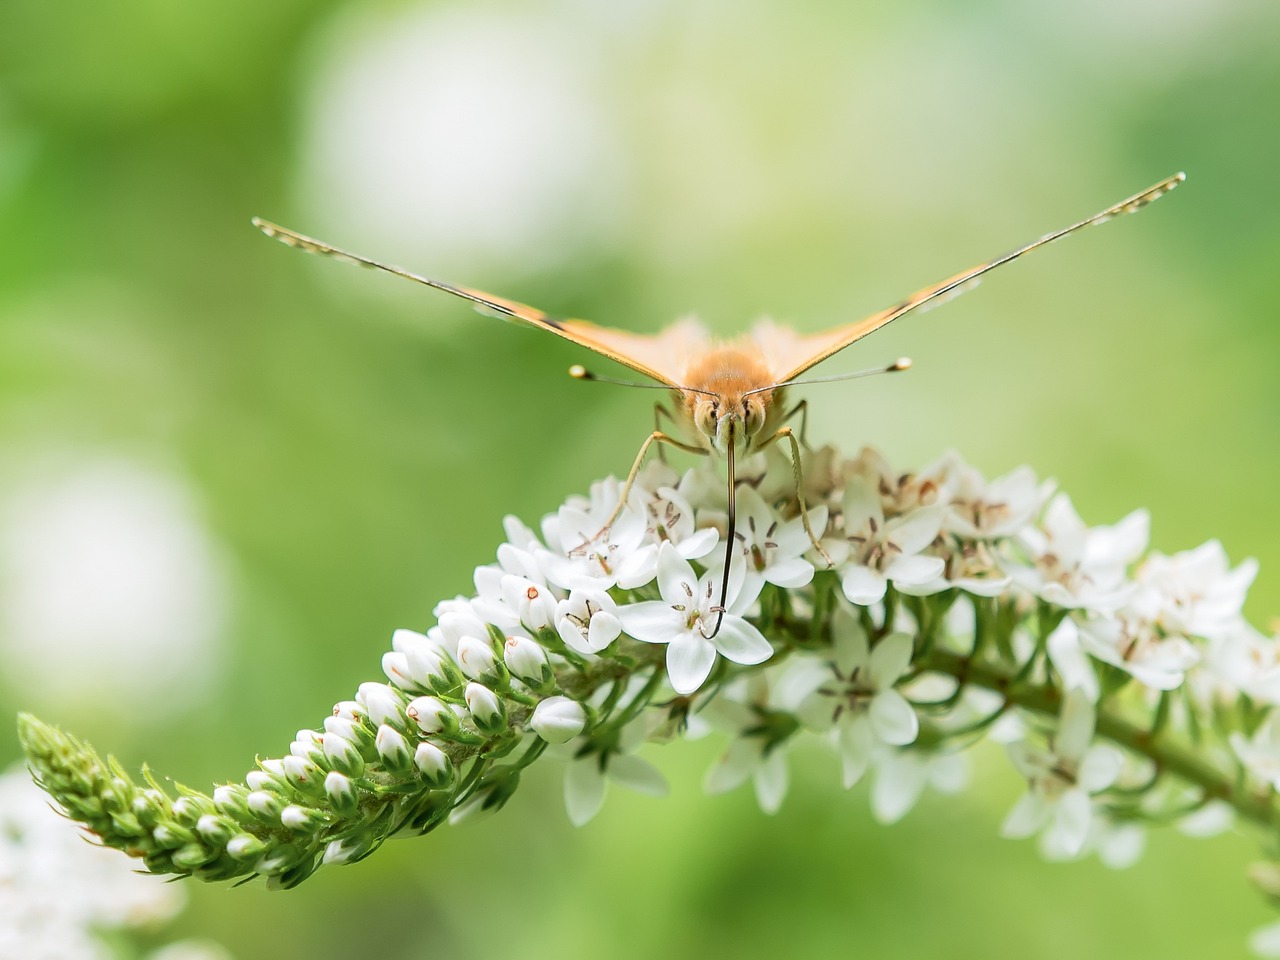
253, 218, 692, 387
770, 172, 1186, 383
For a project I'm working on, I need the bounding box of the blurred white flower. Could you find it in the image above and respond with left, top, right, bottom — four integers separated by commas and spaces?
1002, 690, 1124, 859
870, 747, 968, 824
1009, 494, 1146, 613
298, 5, 625, 273
1135, 540, 1257, 642
796, 607, 920, 788
0, 453, 229, 714
0, 765, 186, 959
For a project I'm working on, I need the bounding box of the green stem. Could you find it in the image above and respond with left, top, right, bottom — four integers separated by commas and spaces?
920, 647, 1279, 832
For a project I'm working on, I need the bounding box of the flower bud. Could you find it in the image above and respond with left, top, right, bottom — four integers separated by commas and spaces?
375, 724, 414, 773
465, 682, 507, 736
280, 805, 326, 832
332, 700, 364, 721
212, 785, 250, 818
504, 634, 552, 688
407, 696, 458, 736
226, 833, 267, 861
413, 741, 454, 789
383, 651, 419, 691
323, 732, 366, 777
248, 790, 284, 821
171, 843, 215, 870
357, 683, 405, 729
152, 823, 194, 849
530, 696, 588, 743
323, 715, 361, 743
324, 771, 359, 817
458, 635, 503, 683
407, 644, 461, 693
245, 770, 277, 792
196, 814, 235, 845
282, 755, 322, 792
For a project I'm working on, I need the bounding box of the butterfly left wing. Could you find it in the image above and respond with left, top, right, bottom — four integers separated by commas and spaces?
771, 172, 1186, 383
252, 218, 692, 387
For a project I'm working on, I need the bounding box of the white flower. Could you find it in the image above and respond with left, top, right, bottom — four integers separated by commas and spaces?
796, 607, 920, 788
946, 463, 1049, 540
1076, 612, 1200, 691
0, 765, 187, 960
1009, 495, 1146, 613
1045, 619, 1100, 701
617, 542, 772, 695
559, 714, 668, 826
835, 476, 947, 605
701, 674, 806, 814
614, 483, 719, 589
1205, 623, 1280, 704
711, 485, 826, 595
1001, 690, 1124, 859
870, 747, 968, 824
844, 446, 954, 516
704, 736, 789, 815
554, 586, 623, 655
1136, 540, 1257, 641
540, 478, 649, 590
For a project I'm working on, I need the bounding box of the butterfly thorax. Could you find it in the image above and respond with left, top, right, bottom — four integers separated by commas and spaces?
680, 345, 782, 454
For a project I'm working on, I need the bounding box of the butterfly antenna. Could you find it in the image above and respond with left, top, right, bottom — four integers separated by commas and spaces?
744, 358, 911, 397
569, 365, 716, 397
702, 424, 736, 641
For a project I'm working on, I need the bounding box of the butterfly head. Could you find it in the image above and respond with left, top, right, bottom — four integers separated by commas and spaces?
687, 389, 773, 454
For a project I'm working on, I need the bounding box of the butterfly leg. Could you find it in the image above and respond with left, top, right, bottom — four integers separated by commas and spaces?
779, 399, 811, 449
584, 430, 708, 546
758, 426, 834, 567
652, 403, 680, 463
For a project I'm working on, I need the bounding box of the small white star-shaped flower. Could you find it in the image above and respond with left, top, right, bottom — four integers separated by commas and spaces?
796, 607, 920, 788
834, 476, 947, 605
617, 542, 771, 695
1001, 689, 1124, 859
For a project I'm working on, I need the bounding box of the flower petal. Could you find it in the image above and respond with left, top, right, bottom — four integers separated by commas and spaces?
836, 715, 874, 788
869, 633, 914, 689
869, 689, 919, 746
842, 564, 887, 605
564, 759, 606, 826
656, 541, 697, 607
884, 554, 945, 586
754, 748, 789, 815
666, 633, 718, 694
617, 601, 683, 645
608, 755, 669, 796
710, 616, 773, 666
871, 753, 929, 824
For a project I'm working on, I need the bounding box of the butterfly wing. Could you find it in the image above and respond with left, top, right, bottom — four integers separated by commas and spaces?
772, 172, 1186, 383
253, 218, 692, 387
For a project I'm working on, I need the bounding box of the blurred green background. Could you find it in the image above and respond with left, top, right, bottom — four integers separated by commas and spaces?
1, 1, 1278, 957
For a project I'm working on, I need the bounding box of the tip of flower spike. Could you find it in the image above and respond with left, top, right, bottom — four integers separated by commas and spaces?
16, 712, 60, 759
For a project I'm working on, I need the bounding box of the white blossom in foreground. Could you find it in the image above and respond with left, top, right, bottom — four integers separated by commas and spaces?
618, 542, 771, 695
18, 442, 1280, 956
0, 765, 217, 960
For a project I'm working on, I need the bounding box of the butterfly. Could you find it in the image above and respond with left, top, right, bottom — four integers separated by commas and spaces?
254, 172, 1184, 639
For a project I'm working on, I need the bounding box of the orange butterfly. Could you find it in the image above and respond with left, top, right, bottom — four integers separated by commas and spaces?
254, 172, 1184, 638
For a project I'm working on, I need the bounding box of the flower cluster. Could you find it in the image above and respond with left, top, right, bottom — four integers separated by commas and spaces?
18, 443, 1280, 953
